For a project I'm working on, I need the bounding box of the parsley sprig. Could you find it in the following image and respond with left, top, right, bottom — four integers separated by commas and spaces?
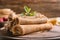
21, 6, 35, 16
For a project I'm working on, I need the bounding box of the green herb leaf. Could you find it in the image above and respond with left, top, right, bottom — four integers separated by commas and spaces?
29, 11, 36, 16
20, 6, 35, 16
24, 6, 31, 13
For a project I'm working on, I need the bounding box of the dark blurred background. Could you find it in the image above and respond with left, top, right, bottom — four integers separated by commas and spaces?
0, 0, 60, 17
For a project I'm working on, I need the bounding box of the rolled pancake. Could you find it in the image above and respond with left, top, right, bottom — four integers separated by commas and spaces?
17, 13, 48, 25
18, 17, 48, 25
10, 23, 53, 35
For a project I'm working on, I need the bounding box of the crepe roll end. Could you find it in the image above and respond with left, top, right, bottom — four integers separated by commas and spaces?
10, 25, 23, 36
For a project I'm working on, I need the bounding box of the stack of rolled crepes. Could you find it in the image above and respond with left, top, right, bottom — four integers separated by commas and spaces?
4, 11, 53, 36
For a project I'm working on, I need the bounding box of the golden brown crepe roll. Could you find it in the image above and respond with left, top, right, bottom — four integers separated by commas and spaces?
17, 17, 48, 25
16, 13, 48, 25
10, 23, 53, 35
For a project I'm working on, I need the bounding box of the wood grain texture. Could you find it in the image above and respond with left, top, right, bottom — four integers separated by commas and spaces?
0, 0, 60, 17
